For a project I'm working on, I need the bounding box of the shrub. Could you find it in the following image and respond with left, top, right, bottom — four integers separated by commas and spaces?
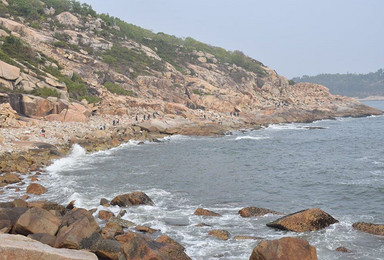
104, 81, 135, 96
31, 87, 60, 98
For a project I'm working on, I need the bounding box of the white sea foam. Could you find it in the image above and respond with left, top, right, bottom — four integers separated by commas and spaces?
235, 135, 269, 141
45, 144, 86, 175
266, 123, 305, 131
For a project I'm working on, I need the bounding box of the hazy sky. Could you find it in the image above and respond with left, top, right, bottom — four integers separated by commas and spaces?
78, 0, 383, 78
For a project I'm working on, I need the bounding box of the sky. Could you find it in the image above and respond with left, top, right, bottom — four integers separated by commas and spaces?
78, 0, 384, 78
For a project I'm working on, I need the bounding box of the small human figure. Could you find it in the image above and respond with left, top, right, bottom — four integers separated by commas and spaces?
153, 112, 156, 118
135, 114, 138, 121
116, 119, 120, 124
143, 115, 146, 120
113, 120, 116, 126
203, 114, 206, 119
147, 114, 150, 120
41, 128, 46, 137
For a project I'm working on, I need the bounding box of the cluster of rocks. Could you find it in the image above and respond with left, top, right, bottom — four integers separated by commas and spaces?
193, 206, 384, 259
0, 191, 191, 260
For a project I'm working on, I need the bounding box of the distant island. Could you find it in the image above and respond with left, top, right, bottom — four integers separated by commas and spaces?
292, 69, 384, 99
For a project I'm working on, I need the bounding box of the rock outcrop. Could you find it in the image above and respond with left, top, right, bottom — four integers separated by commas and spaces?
208, 230, 231, 240
110, 191, 154, 207
26, 183, 47, 195
0, 234, 97, 260
266, 208, 338, 232
250, 237, 317, 260
238, 207, 280, 217
352, 222, 384, 236
194, 208, 221, 216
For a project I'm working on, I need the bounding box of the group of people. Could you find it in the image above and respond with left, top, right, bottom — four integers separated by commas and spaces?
135, 112, 159, 122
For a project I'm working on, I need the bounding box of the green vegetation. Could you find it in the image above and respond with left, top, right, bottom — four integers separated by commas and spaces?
104, 81, 135, 96
292, 69, 384, 97
101, 45, 164, 78
31, 87, 60, 98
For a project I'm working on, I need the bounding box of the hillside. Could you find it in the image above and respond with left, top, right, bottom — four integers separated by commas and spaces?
0, 0, 381, 135
292, 69, 384, 98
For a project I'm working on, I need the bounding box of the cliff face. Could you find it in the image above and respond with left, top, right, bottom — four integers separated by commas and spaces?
0, 2, 381, 127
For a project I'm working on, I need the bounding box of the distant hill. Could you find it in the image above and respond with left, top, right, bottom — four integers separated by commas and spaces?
292, 69, 384, 98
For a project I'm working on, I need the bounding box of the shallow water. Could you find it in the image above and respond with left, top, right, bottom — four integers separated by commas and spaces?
6, 101, 384, 259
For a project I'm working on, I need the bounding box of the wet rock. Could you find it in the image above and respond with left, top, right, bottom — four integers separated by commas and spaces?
135, 225, 158, 234
110, 191, 154, 207
336, 246, 352, 253
54, 208, 100, 249
27, 201, 66, 216
14, 207, 61, 236
100, 198, 109, 206
0, 173, 21, 184
26, 183, 47, 195
266, 208, 338, 232
108, 216, 135, 228
352, 222, 384, 236
12, 199, 27, 208
27, 233, 56, 247
238, 207, 280, 217
195, 223, 211, 227
98, 210, 114, 221
156, 235, 186, 252
101, 222, 124, 240
250, 237, 317, 260
120, 234, 191, 260
0, 234, 98, 260
194, 208, 221, 216
208, 230, 230, 240
66, 200, 75, 210
81, 232, 124, 260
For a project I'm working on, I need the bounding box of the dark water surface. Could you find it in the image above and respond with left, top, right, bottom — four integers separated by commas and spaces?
11, 101, 384, 259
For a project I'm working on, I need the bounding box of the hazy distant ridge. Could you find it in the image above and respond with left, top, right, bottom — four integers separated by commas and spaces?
292, 69, 384, 98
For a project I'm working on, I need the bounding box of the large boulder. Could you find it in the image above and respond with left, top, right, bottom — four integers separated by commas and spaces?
352, 222, 384, 236
110, 191, 154, 207
208, 230, 230, 240
81, 232, 123, 260
14, 207, 61, 236
27, 233, 56, 247
194, 208, 221, 216
27, 201, 66, 216
239, 207, 281, 217
26, 183, 47, 195
55, 12, 81, 27
266, 208, 338, 232
0, 234, 97, 260
0, 60, 20, 81
120, 234, 191, 260
250, 237, 317, 260
54, 208, 100, 249
0, 207, 28, 233
0, 173, 21, 184
8, 94, 68, 117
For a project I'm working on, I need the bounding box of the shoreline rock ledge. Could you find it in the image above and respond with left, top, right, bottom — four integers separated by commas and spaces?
266, 208, 338, 232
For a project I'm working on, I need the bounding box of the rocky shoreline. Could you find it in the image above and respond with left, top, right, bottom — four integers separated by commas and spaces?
1, 190, 384, 259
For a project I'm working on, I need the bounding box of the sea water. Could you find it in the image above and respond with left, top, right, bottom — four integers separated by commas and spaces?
10, 101, 384, 259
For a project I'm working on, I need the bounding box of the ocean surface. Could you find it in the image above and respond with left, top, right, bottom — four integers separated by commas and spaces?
4, 100, 384, 259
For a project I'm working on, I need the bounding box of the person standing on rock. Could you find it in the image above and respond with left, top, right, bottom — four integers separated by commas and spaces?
41, 128, 46, 137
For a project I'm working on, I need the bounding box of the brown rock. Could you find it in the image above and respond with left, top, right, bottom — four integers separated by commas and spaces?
121, 235, 191, 260
352, 222, 384, 236
0, 173, 21, 184
135, 225, 158, 234
115, 231, 145, 243
0, 60, 20, 80
101, 222, 124, 239
100, 198, 109, 206
12, 199, 27, 208
0, 234, 98, 260
26, 183, 47, 195
14, 207, 61, 236
54, 208, 100, 249
110, 191, 154, 207
27, 201, 66, 216
20, 195, 29, 200
250, 237, 317, 260
81, 232, 123, 260
66, 200, 75, 210
266, 208, 338, 232
238, 207, 280, 217
28, 233, 56, 247
208, 230, 230, 240
336, 246, 352, 253
98, 210, 114, 221
194, 208, 221, 216
156, 235, 185, 252
108, 216, 135, 228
